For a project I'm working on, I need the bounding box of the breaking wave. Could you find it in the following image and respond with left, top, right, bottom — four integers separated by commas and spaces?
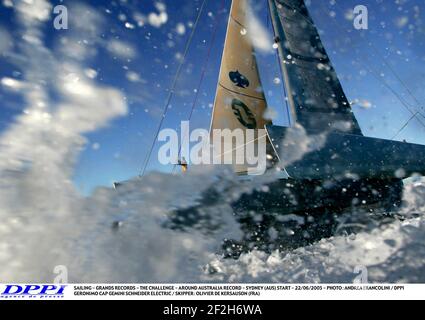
1, 161, 425, 283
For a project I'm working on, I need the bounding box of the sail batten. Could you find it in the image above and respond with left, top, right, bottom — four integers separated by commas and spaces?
268, 0, 363, 135
218, 83, 266, 102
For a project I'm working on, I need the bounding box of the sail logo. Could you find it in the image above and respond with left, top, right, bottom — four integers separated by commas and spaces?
229, 70, 250, 89
231, 99, 257, 129
158, 121, 267, 175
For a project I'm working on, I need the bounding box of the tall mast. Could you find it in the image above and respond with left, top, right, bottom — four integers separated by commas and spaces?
267, 0, 297, 127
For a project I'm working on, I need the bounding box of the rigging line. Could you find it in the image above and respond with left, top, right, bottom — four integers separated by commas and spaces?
356, 56, 414, 113
267, 0, 292, 127
364, 58, 425, 128
266, 1, 270, 29
391, 111, 419, 140
355, 45, 425, 120
278, 51, 292, 127
316, 2, 425, 131
213, 133, 269, 159
369, 43, 425, 113
218, 83, 266, 101
331, 1, 425, 129
172, 0, 226, 174
139, 0, 208, 177
358, 52, 425, 129
332, 0, 424, 112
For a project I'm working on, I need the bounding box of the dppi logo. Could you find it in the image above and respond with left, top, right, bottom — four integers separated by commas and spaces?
229, 70, 250, 88
231, 99, 257, 129
1, 285, 67, 298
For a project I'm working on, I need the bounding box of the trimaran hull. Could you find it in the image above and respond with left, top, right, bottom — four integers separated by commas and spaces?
168, 170, 404, 255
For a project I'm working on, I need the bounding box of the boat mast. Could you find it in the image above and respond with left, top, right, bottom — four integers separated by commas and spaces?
267, 0, 297, 126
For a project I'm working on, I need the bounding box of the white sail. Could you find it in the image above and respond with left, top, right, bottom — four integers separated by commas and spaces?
210, 0, 271, 175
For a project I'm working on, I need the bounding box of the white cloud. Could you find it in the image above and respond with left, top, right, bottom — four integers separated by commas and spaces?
55, 3, 106, 61
16, 0, 52, 24
129, 3, 168, 29
126, 71, 142, 83
84, 68, 98, 79
0, 27, 13, 54
59, 38, 98, 61
396, 16, 409, 28
0, 0, 128, 282
133, 12, 146, 27
247, 4, 273, 54
2, 0, 13, 8
154, 2, 166, 12
176, 23, 186, 35
1, 77, 25, 91
70, 3, 106, 37
148, 11, 168, 28
106, 40, 136, 59
147, 2, 168, 28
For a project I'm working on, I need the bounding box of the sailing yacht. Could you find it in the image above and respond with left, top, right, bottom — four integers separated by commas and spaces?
207, 0, 425, 209
120, 0, 425, 251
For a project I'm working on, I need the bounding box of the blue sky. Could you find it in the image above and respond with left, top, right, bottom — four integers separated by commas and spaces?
0, 0, 424, 195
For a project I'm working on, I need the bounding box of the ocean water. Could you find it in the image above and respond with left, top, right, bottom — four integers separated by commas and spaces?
1, 162, 424, 283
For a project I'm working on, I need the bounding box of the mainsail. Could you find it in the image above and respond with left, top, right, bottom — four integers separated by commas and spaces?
210, 0, 271, 175
268, 0, 363, 135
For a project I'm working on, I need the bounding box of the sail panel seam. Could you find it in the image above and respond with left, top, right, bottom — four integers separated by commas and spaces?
218, 83, 266, 101
281, 48, 330, 63
230, 15, 246, 29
